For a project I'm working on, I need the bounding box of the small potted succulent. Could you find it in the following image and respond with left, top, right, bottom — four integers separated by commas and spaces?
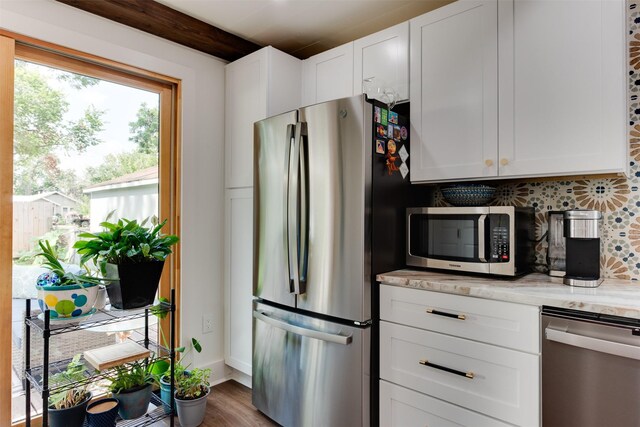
36, 240, 100, 320
48, 355, 92, 427
73, 215, 179, 309
105, 359, 157, 420
174, 366, 211, 427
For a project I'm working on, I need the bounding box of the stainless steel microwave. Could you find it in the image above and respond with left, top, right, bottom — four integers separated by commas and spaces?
406, 206, 535, 276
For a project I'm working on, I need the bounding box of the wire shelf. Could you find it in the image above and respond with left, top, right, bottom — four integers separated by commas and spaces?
25, 340, 170, 394
25, 302, 172, 336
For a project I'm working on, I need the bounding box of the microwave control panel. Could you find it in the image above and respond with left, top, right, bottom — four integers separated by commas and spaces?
490, 224, 510, 262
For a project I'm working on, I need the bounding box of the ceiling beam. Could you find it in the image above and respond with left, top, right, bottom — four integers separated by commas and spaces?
54, 0, 262, 62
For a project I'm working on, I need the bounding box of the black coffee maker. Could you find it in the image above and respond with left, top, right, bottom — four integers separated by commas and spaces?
563, 210, 603, 287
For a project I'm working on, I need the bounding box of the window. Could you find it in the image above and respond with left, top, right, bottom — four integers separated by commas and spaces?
0, 35, 181, 426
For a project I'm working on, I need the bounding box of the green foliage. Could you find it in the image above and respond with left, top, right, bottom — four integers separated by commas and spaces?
175, 367, 211, 400
37, 240, 100, 286
73, 216, 179, 273
13, 61, 105, 195
129, 103, 159, 154
48, 355, 91, 410
106, 360, 156, 394
84, 151, 158, 186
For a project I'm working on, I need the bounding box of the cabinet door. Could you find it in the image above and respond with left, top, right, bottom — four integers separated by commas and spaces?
498, 0, 626, 178
224, 188, 253, 375
225, 50, 268, 188
410, 1, 498, 183
353, 22, 409, 101
380, 380, 513, 427
380, 321, 540, 426
302, 42, 354, 106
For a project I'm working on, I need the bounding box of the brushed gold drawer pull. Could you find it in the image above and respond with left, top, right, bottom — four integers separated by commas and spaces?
426, 308, 466, 320
419, 359, 474, 379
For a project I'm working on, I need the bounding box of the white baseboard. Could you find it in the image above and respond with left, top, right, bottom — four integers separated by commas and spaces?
198, 358, 232, 386
230, 368, 252, 388
198, 359, 253, 388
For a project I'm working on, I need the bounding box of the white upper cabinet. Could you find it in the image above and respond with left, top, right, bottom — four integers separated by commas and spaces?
353, 22, 409, 102
302, 42, 354, 106
497, 0, 627, 178
409, 0, 627, 183
225, 46, 301, 188
410, 1, 498, 182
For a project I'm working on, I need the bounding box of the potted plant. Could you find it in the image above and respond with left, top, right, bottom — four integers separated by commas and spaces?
36, 240, 100, 319
174, 366, 211, 427
48, 355, 92, 427
149, 298, 204, 408
159, 337, 203, 407
73, 215, 179, 309
105, 359, 157, 420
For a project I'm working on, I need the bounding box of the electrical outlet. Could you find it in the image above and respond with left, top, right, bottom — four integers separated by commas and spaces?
202, 313, 214, 334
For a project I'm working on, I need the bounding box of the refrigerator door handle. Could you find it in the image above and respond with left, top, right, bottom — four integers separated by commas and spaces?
253, 310, 353, 345
284, 123, 296, 285
297, 122, 309, 289
287, 123, 300, 294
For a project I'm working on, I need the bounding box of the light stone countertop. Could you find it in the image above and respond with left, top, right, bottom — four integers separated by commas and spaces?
377, 270, 640, 319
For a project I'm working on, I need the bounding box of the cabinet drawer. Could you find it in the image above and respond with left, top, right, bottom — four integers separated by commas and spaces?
380, 285, 540, 353
380, 321, 539, 426
380, 380, 512, 427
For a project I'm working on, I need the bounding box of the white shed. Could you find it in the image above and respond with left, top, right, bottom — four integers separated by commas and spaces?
83, 167, 158, 231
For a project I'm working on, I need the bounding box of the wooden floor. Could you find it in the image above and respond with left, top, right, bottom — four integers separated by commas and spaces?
201, 380, 279, 427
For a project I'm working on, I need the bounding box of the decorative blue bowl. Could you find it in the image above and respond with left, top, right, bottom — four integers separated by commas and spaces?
440, 184, 496, 206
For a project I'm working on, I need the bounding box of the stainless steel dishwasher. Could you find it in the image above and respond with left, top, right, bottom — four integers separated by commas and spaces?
542, 306, 640, 427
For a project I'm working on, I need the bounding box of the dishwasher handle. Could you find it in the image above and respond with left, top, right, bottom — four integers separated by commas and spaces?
545, 326, 640, 361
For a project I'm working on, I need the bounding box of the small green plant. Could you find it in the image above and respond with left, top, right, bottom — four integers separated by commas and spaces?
174, 367, 211, 400
37, 240, 100, 286
105, 359, 156, 394
73, 214, 179, 275
48, 355, 90, 409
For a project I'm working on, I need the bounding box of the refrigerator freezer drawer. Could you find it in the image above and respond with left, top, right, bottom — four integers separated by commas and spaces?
252, 302, 370, 427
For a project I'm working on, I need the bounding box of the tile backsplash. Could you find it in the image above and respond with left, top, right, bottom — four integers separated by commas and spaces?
432, 1, 640, 281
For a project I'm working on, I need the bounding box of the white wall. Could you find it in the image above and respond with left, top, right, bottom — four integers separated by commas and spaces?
0, 0, 227, 381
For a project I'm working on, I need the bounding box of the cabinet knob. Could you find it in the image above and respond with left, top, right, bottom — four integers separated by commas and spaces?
484, 159, 494, 167
500, 158, 509, 166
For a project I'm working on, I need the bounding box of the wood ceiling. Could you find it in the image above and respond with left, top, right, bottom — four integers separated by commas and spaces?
54, 0, 261, 61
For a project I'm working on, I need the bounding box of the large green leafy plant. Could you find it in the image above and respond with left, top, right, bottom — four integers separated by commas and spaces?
48, 355, 91, 409
73, 215, 179, 274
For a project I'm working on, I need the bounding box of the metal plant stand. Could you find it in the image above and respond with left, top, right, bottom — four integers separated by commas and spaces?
23, 289, 176, 427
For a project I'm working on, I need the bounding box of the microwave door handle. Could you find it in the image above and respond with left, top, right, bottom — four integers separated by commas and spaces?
478, 214, 487, 263
287, 123, 300, 294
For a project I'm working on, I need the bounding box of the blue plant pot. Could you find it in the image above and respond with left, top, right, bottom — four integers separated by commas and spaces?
113, 384, 152, 420
160, 375, 172, 408
86, 397, 119, 427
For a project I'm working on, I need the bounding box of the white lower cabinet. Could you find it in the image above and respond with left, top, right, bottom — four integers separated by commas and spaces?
380, 381, 513, 427
380, 285, 540, 427
224, 187, 253, 375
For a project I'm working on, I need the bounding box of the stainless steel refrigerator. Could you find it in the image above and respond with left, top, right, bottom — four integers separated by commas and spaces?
252, 94, 418, 427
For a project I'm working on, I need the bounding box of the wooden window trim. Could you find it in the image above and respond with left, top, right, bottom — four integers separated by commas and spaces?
0, 32, 182, 427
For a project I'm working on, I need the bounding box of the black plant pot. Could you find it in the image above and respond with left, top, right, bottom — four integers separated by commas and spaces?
48, 391, 92, 427
105, 261, 165, 309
